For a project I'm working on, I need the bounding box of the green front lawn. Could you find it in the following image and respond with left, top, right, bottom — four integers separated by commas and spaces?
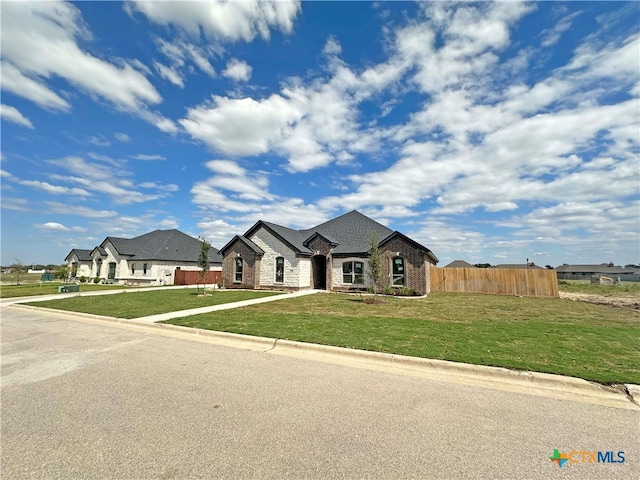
24, 289, 282, 318
165, 292, 640, 385
1, 282, 126, 298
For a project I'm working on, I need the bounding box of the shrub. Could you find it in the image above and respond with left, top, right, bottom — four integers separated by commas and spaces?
93, 277, 101, 284
79, 276, 87, 283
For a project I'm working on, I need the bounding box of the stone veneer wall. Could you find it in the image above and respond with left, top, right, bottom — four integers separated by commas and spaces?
250, 229, 311, 289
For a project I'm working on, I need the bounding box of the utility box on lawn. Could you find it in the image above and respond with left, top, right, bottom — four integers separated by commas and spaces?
58, 285, 79, 293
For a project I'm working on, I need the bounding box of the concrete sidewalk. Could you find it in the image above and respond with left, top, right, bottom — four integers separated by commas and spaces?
2, 287, 321, 324
134, 289, 321, 323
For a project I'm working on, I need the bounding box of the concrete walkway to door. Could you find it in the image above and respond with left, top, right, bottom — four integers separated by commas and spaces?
133, 289, 322, 323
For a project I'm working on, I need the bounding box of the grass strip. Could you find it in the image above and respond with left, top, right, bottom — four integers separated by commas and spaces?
165, 292, 640, 385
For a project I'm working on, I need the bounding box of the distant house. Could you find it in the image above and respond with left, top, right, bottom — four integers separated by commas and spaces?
445, 260, 475, 268
65, 229, 222, 285
556, 263, 640, 281
492, 263, 543, 270
64, 249, 93, 278
219, 210, 438, 295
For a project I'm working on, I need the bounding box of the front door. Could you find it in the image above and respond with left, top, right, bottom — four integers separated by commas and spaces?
312, 255, 326, 289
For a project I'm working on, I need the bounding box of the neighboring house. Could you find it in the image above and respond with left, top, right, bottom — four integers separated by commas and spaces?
64, 249, 93, 279
492, 263, 543, 269
219, 210, 438, 295
556, 263, 640, 281
65, 229, 222, 286
445, 260, 475, 268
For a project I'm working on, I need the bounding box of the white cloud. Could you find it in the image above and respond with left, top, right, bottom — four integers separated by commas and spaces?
36, 222, 70, 232
153, 61, 185, 88
0, 62, 71, 112
0, 1, 174, 131
113, 214, 180, 235
315, 5, 639, 225
114, 132, 131, 142
222, 58, 252, 82
45, 202, 117, 218
180, 50, 403, 172
18, 180, 90, 197
540, 10, 582, 47
0, 104, 34, 129
180, 95, 303, 156
0, 197, 30, 212
130, 154, 167, 161
139, 182, 179, 192
127, 0, 301, 42
87, 136, 111, 147
45, 155, 177, 205
191, 159, 330, 243
152, 38, 218, 85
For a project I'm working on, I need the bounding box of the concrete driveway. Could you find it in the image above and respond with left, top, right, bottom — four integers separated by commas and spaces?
2, 307, 638, 479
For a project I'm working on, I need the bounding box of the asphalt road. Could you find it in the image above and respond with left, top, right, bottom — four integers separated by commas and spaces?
1, 307, 638, 480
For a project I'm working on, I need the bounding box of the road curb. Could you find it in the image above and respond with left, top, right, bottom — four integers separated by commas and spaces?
624, 384, 640, 405
6, 303, 637, 410
268, 339, 636, 409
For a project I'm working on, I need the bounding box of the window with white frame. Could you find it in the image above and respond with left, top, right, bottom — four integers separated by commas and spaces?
234, 257, 243, 283
392, 257, 405, 286
275, 257, 284, 283
143, 263, 148, 275
342, 261, 364, 284
131, 263, 136, 274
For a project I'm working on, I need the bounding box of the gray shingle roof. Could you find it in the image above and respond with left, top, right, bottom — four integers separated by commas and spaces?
235, 210, 437, 262
492, 263, 543, 269
445, 260, 475, 268
219, 235, 265, 255
301, 210, 394, 255
555, 264, 638, 274
101, 229, 222, 263
65, 249, 93, 262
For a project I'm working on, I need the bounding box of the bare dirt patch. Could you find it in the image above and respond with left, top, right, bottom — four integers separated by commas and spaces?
560, 291, 640, 311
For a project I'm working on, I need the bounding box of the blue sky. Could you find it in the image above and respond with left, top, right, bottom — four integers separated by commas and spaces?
1, 1, 638, 267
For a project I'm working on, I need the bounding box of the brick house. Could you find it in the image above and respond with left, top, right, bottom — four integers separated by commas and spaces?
65, 229, 222, 285
219, 210, 438, 295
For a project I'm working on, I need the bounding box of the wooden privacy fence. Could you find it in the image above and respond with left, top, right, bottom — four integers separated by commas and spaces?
174, 270, 222, 286
429, 266, 559, 297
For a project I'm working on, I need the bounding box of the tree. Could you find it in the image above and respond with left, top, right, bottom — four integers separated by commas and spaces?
9, 259, 26, 285
54, 264, 69, 280
197, 236, 211, 295
367, 232, 383, 296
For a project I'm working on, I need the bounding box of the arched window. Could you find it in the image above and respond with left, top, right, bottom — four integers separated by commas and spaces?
275, 257, 284, 283
392, 257, 405, 286
235, 257, 243, 283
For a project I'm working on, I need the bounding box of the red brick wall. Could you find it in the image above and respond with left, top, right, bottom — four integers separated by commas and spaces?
380, 238, 433, 295
222, 241, 261, 289
306, 236, 334, 288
